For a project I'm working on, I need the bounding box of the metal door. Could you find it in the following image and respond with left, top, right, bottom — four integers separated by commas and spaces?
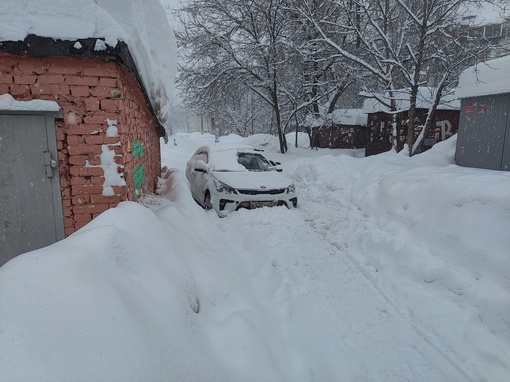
0, 112, 64, 267
456, 94, 510, 171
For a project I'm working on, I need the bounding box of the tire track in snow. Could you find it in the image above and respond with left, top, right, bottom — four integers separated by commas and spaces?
297, 179, 476, 382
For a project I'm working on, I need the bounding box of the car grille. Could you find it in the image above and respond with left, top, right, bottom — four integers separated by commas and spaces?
237, 188, 286, 195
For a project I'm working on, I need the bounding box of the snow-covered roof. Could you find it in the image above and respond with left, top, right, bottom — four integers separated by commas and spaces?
304, 109, 367, 128
329, 109, 368, 126
456, 54, 510, 99
0, 0, 177, 129
459, 0, 510, 27
362, 88, 460, 114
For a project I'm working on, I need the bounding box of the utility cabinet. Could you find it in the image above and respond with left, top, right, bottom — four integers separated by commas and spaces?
455, 55, 510, 171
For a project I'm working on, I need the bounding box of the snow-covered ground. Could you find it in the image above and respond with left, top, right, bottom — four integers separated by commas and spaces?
0, 132, 509, 381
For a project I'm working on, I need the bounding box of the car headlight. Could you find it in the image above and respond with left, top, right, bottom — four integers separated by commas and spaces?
215, 180, 238, 195
287, 184, 295, 193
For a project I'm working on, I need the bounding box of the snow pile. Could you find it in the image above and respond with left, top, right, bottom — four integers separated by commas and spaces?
0, 193, 224, 381
0, 0, 177, 127
342, 140, 509, 378
286, 131, 312, 149
456, 54, 510, 98
1, 132, 509, 381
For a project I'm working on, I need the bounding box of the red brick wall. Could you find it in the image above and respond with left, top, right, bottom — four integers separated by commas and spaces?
117, 66, 162, 202
0, 53, 162, 235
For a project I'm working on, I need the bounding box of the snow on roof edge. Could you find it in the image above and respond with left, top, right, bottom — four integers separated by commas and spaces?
456, 54, 510, 99
0, 0, 177, 130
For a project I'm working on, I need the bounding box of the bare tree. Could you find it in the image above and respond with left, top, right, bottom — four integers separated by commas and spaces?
298, 0, 488, 155
295, 0, 412, 150
219, 87, 273, 137
175, 0, 327, 153
392, 0, 489, 155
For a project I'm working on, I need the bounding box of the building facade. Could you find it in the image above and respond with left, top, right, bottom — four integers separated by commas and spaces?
0, 36, 164, 265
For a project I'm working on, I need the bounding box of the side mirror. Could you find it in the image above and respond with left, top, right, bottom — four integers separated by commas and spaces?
194, 160, 208, 173
269, 160, 283, 172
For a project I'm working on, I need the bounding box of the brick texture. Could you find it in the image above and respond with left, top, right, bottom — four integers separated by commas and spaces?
0, 52, 163, 236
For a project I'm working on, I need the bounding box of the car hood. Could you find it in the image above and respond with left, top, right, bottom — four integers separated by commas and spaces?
213, 170, 293, 191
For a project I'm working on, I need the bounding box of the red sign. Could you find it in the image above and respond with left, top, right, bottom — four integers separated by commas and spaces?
465, 105, 474, 113
478, 105, 487, 113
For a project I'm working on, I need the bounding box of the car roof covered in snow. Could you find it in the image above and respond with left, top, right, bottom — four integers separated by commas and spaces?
194, 144, 266, 171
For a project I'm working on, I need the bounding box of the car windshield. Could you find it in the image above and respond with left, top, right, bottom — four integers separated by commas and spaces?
237, 152, 271, 171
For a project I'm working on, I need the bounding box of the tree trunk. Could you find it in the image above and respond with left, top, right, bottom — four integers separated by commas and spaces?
406, 0, 428, 156
413, 82, 447, 154
294, 115, 299, 148
406, 86, 419, 155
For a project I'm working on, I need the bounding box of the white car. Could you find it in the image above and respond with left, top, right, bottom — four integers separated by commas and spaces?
185, 144, 297, 217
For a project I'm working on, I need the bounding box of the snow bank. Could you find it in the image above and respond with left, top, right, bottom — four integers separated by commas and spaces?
0, 0, 177, 127
0, 199, 225, 381
348, 137, 510, 333
286, 136, 510, 381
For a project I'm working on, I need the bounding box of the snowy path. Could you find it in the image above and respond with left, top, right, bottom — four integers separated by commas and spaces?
214, 184, 467, 381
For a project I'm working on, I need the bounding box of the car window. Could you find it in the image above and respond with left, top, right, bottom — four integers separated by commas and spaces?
237, 152, 271, 171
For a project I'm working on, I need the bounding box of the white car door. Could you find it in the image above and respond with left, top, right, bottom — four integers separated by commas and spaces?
188, 150, 210, 205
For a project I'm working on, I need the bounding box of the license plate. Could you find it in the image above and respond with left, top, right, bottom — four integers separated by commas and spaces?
250, 201, 276, 208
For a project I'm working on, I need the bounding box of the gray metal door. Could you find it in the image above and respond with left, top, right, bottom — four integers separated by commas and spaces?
0, 113, 64, 267
456, 94, 510, 171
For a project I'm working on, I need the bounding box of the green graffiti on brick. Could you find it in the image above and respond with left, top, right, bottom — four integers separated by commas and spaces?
134, 165, 145, 190
132, 140, 144, 158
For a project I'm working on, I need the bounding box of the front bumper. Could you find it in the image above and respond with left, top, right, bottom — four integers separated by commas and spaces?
211, 191, 297, 217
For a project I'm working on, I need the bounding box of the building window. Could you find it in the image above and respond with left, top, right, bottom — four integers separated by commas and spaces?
484, 24, 503, 39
